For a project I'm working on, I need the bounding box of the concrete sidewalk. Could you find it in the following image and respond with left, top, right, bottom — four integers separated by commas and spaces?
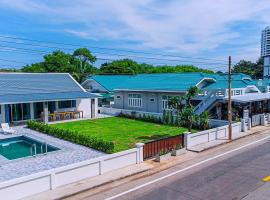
26, 126, 270, 200
188, 125, 270, 152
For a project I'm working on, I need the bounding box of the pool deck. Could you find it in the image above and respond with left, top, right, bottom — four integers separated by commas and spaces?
0, 126, 106, 182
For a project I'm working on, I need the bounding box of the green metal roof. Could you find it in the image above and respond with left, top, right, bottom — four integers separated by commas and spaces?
89, 73, 256, 92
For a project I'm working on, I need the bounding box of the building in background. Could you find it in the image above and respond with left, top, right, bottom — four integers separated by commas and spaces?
0, 73, 99, 125
262, 26, 270, 79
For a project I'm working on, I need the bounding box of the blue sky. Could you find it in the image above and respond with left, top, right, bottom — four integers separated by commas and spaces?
0, 0, 269, 71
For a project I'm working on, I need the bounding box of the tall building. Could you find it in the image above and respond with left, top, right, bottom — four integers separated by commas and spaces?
262, 26, 270, 79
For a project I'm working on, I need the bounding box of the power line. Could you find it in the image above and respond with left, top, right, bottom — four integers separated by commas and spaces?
0, 34, 228, 62
0, 43, 228, 67
0, 40, 229, 65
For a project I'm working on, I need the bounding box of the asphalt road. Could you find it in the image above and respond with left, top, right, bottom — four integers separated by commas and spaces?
67, 136, 270, 200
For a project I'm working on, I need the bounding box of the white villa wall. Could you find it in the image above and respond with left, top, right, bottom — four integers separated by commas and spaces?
0, 146, 144, 200
187, 122, 242, 148
76, 99, 92, 118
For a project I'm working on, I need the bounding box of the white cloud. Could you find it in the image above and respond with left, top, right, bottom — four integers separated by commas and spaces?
0, 0, 270, 59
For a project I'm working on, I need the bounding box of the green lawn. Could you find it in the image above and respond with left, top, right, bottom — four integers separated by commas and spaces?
51, 117, 193, 152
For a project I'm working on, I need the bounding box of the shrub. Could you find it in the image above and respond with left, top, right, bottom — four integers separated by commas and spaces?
27, 120, 114, 153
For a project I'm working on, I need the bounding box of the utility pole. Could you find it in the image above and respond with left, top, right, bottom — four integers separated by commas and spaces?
228, 56, 232, 140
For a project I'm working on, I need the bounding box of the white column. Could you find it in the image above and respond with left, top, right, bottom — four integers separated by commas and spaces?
43, 102, 49, 123
135, 143, 144, 163
0, 104, 6, 123
94, 98, 98, 117
183, 132, 190, 148
30, 103, 34, 119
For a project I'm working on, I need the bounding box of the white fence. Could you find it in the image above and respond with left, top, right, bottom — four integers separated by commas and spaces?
187, 122, 242, 148
0, 145, 144, 200
99, 107, 230, 128
99, 107, 163, 118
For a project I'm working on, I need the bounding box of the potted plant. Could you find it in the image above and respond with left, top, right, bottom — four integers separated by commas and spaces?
155, 149, 171, 162
171, 144, 186, 156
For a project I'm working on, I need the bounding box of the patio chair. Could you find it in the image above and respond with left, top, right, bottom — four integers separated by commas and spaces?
1, 123, 16, 134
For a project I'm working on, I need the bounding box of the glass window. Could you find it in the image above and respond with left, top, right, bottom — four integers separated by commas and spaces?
48, 102, 56, 113
12, 104, 22, 121
58, 100, 76, 109
22, 103, 31, 120
149, 98, 155, 102
128, 94, 142, 108
34, 102, 43, 119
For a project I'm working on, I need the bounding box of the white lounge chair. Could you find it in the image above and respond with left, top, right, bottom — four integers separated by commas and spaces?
1, 123, 16, 134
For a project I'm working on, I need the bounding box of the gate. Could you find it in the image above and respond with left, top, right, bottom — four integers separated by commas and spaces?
143, 135, 184, 160
251, 114, 261, 127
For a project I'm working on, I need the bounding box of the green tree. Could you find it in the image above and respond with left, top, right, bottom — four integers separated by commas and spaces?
99, 59, 139, 75
232, 57, 263, 79
73, 48, 97, 82
199, 111, 211, 130
168, 86, 202, 131
22, 63, 46, 73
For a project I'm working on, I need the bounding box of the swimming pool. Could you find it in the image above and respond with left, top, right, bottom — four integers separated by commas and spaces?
0, 136, 59, 160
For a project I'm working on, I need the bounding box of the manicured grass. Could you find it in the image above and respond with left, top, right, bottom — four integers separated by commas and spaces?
51, 117, 193, 152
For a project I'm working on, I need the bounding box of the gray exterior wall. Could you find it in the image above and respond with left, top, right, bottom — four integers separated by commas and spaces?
113, 91, 185, 113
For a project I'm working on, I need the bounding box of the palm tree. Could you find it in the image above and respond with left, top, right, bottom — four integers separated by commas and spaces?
199, 111, 211, 130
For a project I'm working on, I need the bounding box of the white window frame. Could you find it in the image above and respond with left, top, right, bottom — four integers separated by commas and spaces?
128, 93, 142, 108
162, 95, 170, 110
149, 98, 156, 103
115, 95, 121, 100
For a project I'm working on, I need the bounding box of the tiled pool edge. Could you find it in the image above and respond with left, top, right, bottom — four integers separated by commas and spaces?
0, 126, 106, 182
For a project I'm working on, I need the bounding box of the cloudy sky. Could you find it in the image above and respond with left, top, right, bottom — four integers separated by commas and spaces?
0, 0, 269, 71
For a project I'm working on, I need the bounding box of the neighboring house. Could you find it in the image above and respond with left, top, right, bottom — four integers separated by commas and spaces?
84, 73, 270, 119
0, 73, 99, 125
82, 75, 131, 106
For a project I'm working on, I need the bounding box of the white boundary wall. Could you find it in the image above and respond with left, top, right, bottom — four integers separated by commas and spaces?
0, 146, 144, 200
99, 107, 163, 118
187, 122, 241, 148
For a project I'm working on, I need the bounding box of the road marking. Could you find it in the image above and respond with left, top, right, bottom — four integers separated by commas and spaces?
263, 176, 270, 182
105, 135, 270, 200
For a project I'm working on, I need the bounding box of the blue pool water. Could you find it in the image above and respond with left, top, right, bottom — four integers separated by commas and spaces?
0, 136, 59, 160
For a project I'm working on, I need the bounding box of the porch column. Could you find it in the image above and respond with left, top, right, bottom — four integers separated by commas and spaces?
43, 102, 49, 124
0, 104, 6, 123
30, 103, 34, 120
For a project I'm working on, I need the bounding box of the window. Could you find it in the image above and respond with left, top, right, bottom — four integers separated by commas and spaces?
58, 100, 76, 109
128, 94, 142, 108
34, 102, 43, 119
162, 95, 177, 110
11, 103, 31, 121
115, 95, 121, 100
162, 95, 169, 110
149, 98, 155, 103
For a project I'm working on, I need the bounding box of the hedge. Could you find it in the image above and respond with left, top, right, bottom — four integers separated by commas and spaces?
27, 120, 114, 153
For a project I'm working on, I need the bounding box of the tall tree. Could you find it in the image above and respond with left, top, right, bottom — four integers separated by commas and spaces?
73, 48, 97, 83
232, 57, 263, 79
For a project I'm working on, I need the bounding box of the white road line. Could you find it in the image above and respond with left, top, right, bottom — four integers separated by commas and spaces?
105, 135, 270, 200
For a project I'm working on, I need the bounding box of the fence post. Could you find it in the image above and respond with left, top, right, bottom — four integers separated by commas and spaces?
241, 119, 247, 132
248, 118, 251, 130
136, 143, 144, 163
50, 172, 56, 190
183, 132, 190, 149
99, 159, 104, 175
261, 114, 266, 126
